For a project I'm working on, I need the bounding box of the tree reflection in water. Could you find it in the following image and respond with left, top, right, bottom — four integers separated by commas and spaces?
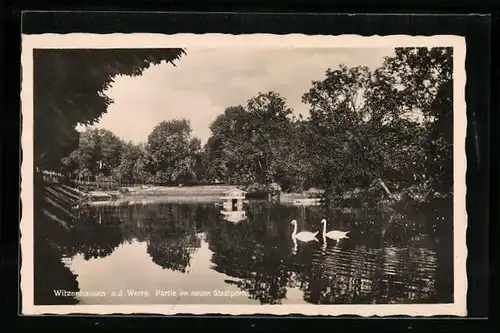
68, 202, 219, 273
205, 200, 451, 305
303, 203, 448, 304
34, 184, 80, 305
34, 239, 80, 305
143, 204, 207, 273
206, 204, 319, 304
48, 197, 452, 305
64, 207, 124, 260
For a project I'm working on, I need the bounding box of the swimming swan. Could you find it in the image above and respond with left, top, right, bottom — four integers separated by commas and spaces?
320, 219, 350, 241
291, 219, 319, 242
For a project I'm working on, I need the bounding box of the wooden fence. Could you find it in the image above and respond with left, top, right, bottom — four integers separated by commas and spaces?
40, 170, 128, 188
41, 171, 66, 184
39, 170, 231, 189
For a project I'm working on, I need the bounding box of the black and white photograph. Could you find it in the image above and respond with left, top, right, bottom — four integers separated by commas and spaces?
20, 33, 467, 316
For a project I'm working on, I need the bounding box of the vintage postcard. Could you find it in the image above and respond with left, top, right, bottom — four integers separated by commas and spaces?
20, 33, 467, 316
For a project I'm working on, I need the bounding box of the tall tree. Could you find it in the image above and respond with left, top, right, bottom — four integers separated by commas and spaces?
301, 47, 453, 198
34, 48, 186, 171
146, 119, 200, 184
245, 92, 294, 183
112, 141, 149, 184
302, 65, 381, 193
61, 128, 124, 179
99, 129, 125, 175
205, 92, 294, 186
273, 118, 315, 191
205, 106, 250, 183
369, 47, 453, 197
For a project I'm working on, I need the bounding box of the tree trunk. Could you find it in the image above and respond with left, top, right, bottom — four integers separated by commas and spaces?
377, 178, 393, 198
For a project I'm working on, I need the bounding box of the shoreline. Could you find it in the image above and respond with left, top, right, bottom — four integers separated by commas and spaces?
80, 185, 317, 206
77, 184, 447, 208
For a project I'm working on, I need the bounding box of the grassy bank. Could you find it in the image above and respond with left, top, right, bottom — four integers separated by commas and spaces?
280, 192, 316, 204
124, 185, 240, 197
90, 195, 223, 206
123, 185, 320, 198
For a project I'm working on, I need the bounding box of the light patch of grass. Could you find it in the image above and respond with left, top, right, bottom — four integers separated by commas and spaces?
127, 185, 239, 197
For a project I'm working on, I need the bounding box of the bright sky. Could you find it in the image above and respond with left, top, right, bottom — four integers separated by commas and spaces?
83, 48, 394, 144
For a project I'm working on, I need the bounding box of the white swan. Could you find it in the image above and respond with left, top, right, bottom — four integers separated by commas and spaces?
320, 219, 350, 241
291, 219, 319, 242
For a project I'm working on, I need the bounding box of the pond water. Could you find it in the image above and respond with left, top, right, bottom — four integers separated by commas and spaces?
47, 199, 454, 305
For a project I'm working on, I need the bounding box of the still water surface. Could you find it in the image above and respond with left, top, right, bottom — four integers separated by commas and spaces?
57, 200, 453, 305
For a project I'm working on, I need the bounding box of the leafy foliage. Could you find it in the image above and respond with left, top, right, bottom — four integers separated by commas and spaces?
113, 142, 149, 184
62, 128, 124, 179
145, 119, 201, 185
34, 48, 186, 170
204, 92, 294, 186
298, 47, 453, 199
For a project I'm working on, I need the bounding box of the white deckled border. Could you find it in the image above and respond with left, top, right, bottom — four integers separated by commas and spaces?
20, 33, 467, 316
